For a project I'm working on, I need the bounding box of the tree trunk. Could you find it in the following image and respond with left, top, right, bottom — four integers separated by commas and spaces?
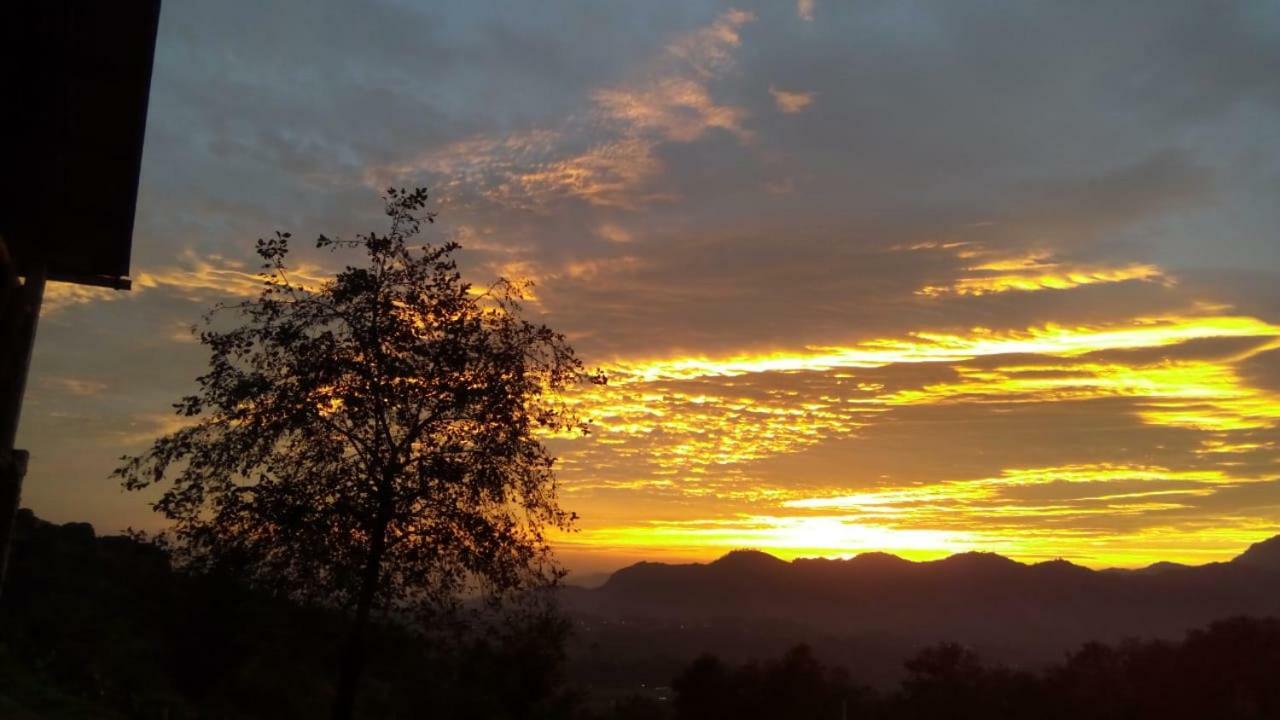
331, 515, 389, 720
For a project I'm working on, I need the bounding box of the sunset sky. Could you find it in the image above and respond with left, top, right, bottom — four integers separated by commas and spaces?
21, 0, 1280, 574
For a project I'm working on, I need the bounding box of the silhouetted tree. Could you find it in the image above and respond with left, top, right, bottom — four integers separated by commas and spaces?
672, 645, 873, 720
672, 653, 733, 719
114, 188, 601, 719
895, 642, 1044, 720
1049, 619, 1280, 720
609, 695, 672, 720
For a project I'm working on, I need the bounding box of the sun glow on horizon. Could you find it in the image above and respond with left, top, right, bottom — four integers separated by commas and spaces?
554, 311, 1280, 568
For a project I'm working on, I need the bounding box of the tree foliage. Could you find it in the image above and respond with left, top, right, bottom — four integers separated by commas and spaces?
113, 188, 600, 716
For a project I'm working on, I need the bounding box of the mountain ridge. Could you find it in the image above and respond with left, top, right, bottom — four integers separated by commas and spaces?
591, 533, 1280, 585
561, 534, 1280, 671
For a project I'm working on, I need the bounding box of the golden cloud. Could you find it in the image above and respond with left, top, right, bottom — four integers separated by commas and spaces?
561, 461, 1280, 566
560, 514, 1278, 566
918, 250, 1169, 297
554, 313, 1280, 566
601, 315, 1279, 384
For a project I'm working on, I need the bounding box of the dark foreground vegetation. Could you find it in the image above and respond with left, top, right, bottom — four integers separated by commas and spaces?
0, 511, 575, 719
4, 512, 1280, 719
660, 622, 1280, 720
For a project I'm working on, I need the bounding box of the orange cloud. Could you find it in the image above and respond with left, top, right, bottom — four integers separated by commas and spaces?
770, 87, 815, 114
42, 283, 121, 314
364, 10, 756, 210
596, 223, 634, 244
40, 252, 332, 315
501, 136, 669, 210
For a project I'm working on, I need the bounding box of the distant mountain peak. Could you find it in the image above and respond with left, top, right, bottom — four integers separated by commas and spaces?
935, 551, 1021, 568
1032, 558, 1089, 572
849, 551, 910, 566
1139, 561, 1191, 574
711, 549, 787, 568
1233, 535, 1280, 569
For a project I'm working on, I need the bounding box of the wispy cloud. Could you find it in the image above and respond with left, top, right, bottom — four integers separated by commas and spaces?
917, 247, 1169, 297
770, 86, 814, 114
41, 252, 332, 314
593, 9, 755, 143
366, 9, 757, 210
44, 378, 110, 397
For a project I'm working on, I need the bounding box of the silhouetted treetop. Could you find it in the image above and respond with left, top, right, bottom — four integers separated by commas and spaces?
113, 187, 603, 719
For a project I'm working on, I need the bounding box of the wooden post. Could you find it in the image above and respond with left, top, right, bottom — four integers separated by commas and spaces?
0, 248, 46, 596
